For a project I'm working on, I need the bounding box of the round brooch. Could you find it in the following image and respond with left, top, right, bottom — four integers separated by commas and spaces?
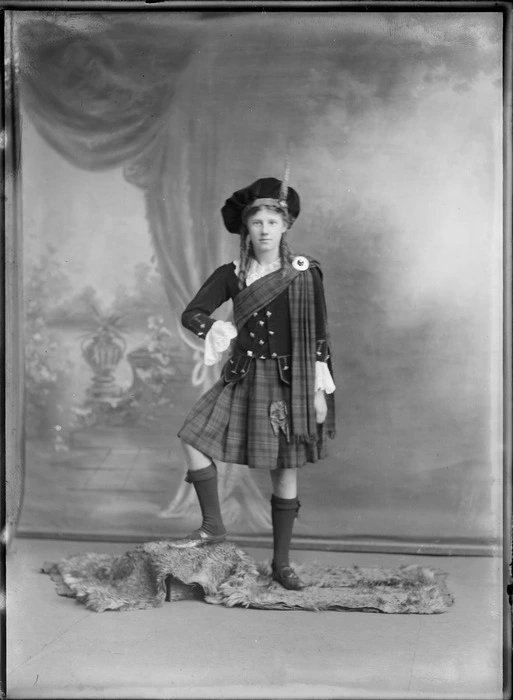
292, 255, 309, 271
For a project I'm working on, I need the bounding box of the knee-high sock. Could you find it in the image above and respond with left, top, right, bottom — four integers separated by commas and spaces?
185, 463, 226, 536
271, 494, 300, 569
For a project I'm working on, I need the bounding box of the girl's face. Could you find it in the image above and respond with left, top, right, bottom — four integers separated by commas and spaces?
246, 207, 288, 260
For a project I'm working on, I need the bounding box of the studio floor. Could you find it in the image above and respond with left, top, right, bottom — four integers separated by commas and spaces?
6, 537, 505, 699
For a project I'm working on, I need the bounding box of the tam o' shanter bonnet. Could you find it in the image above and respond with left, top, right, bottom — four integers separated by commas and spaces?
221, 177, 301, 234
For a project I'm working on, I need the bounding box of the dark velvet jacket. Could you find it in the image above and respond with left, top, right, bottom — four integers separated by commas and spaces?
181, 262, 330, 363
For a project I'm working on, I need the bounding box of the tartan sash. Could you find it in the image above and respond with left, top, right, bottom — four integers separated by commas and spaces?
233, 258, 320, 443
232, 263, 302, 332
288, 267, 318, 442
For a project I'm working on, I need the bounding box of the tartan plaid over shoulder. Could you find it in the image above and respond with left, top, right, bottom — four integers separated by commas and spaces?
233, 257, 335, 444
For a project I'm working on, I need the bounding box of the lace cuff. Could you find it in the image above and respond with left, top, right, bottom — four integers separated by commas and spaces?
315, 361, 336, 394
204, 320, 238, 366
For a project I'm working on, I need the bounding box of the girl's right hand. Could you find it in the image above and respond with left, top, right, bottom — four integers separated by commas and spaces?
314, 389, 327, 424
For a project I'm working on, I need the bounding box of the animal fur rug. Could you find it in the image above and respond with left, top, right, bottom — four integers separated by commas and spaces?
42, 540, 454, 614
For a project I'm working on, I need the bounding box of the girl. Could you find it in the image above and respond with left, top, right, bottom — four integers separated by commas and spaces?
174, 176, 335, 590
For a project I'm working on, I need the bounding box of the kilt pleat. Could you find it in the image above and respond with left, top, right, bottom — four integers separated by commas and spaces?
178, 359, 314, 470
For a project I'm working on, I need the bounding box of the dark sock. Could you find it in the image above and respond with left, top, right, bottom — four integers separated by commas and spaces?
186, 463, 226, 537
271, 494, 300, 569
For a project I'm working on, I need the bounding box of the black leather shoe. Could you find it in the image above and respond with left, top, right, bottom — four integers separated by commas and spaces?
271, 563, 305, 591
169, 529, 227, 548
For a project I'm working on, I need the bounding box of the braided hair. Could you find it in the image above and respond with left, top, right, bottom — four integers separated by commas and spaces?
237, 204, 295, 290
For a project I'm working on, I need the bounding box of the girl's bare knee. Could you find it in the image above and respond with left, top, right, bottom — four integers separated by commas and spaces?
270, 467, 297, 498
180, 440, 212, 471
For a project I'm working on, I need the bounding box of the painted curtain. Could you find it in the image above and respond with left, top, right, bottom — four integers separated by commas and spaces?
17, 11, 503, 547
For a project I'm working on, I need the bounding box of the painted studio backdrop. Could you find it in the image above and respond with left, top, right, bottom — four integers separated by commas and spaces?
14, 11, 502, 549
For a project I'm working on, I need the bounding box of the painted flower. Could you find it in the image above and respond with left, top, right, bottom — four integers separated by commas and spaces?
292, 255, 310, 271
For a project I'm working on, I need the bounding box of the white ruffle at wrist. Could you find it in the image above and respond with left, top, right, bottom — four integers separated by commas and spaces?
315, 361, 336, 394
204, 320, 238, 366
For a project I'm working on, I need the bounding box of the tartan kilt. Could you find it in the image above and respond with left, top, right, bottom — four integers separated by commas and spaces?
178, 358, 325, 470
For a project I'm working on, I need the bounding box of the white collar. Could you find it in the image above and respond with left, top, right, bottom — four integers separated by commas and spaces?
233, 258, 281, 286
